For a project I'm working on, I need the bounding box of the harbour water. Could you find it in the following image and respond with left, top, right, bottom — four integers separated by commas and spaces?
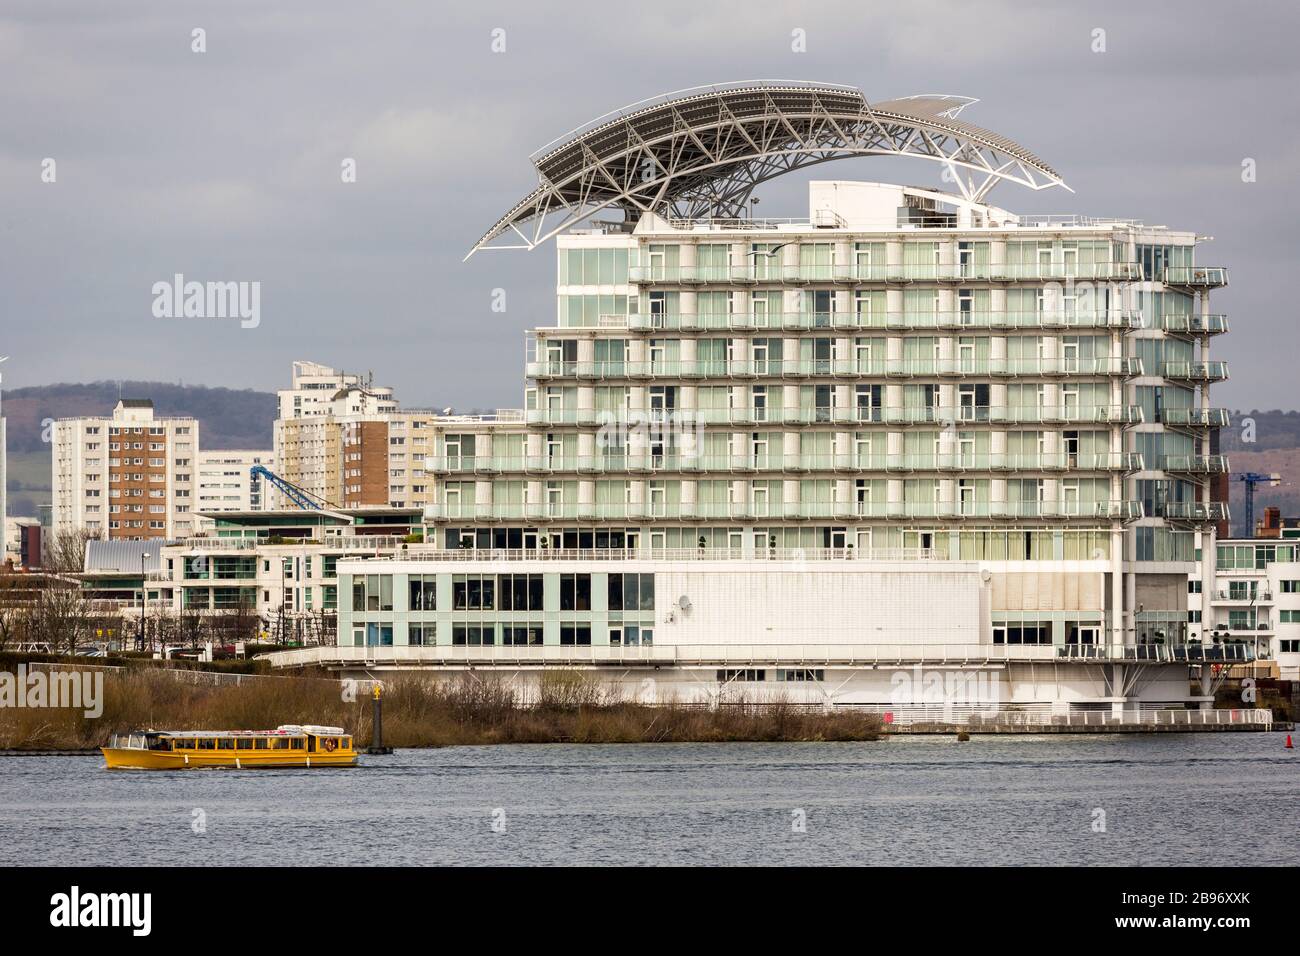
1, 734, 1295, 866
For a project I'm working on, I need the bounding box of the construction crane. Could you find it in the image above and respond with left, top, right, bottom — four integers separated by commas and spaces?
1231, 472, 1280, 537
250, 466, 352, 523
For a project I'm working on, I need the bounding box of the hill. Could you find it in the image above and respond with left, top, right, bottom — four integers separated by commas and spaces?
3, 381, 275, 453
3, 381, 276, 517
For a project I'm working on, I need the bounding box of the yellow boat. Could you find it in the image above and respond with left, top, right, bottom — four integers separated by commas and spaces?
102, 725, 358, 769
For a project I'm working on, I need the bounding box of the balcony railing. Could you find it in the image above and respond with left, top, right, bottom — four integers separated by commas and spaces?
520, 405, 1145, 428
1213, 588, 1273, 602
1159, 501, 1230, 522
1161, 314, 1229, 335
622, 311, 1143, 332
1159, 407, 1231, 429
263, 642, 1264, 672
1159, 455, 1229, 474
628, 262, 1145, 284
1163, 266, 1228, 287
422, 500, 1143, 523
1162, 361, 1229, 382
526, 357, 1141, 381
430, 452, 1143, 477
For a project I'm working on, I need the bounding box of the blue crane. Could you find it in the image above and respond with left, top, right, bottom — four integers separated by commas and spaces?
1231, 472, 1280, 537
250, 465, 333, 512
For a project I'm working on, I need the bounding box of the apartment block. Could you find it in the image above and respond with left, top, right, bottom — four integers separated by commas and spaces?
51, 399, 200, 540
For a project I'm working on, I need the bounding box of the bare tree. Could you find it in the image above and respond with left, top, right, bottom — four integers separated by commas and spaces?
43, 528, 99, 575
28, 582, 91, 655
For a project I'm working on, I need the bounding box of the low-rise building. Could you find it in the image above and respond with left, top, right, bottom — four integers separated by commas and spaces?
193, 450, 274, 531
1196, 535, 1300, 680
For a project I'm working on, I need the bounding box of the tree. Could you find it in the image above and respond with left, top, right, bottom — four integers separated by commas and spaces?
28, 582, 92, 655
44, 528, 99, 575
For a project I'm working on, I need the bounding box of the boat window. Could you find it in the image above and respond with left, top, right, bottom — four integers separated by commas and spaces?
291, 738, 304, 750
198, 738, 215, 750
254, 738, 268, 750
236, 738, 254, 750
343, 737, 351, 749
271, 738, 290, 750
217, 739, 235, 750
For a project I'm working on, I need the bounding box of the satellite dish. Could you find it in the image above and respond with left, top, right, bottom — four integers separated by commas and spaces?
678, 595, 692, 610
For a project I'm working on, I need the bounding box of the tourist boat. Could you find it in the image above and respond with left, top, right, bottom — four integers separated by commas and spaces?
101, 725, 357, 769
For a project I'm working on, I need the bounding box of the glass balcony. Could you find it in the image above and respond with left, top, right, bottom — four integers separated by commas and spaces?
618, 311, 1143, 333
1160, 455, 1230, 474
1161, 501, 1230, 522
1214, 588, 1273, 603
629, 262, 1146, 285
1162, 361, 1229, 382
529, 354, 1143, 385
1164, 266, 1228, 287
1159, 407, 1230, 428
1161, 314, 1229, 335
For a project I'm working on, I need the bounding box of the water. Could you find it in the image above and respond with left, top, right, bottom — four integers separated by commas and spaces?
1, 734, 1295, 866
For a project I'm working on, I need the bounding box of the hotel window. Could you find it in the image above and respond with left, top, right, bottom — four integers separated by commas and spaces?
560, 574, 592, 611
352, 575, 393, 612
560, 625, 592, 646
776, 669, 825, 682
502, 625, 543, 646
717, 669, 766, 682
409, 575, 437, 611
452, 574, 495, 611
992, 623, 1052, 645
498, 573, 544, 611
607, 573, 654, 612
365, 623, 395, 647
408, 624, 434, 647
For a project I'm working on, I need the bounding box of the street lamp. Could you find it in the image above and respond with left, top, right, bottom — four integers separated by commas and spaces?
138, 550, 146, 652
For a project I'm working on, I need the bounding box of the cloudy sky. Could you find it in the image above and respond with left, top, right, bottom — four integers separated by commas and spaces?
2, 0, 1297, 411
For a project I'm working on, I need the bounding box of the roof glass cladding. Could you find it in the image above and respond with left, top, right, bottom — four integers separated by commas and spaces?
471, 82, 1064, 255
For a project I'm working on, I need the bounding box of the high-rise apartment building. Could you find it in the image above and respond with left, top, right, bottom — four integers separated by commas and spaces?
277, 361, 396, 421
51, 399, 201, 540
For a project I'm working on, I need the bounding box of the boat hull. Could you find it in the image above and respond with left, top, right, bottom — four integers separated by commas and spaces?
101, 748, 357, 770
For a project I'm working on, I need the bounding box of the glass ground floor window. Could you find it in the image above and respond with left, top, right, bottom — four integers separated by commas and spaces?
452, 624, 495, 646
992, 622, 1052, 645
560, 625, 592, 646
353, 622, 392, 646
609, 624, 654, 646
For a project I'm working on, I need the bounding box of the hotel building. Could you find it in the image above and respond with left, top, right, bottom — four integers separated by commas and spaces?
261, 84, 1241, 714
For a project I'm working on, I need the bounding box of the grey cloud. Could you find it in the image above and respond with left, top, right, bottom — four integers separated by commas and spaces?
0, 0, 1296, 410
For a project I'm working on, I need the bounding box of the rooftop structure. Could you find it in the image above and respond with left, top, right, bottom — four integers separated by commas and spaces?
470, 82, 1071, 256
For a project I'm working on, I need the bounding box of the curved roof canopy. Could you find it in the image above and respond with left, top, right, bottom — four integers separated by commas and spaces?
467, 80, 1069, 257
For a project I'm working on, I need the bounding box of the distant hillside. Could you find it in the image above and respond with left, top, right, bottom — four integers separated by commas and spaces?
3, 381, 275, 453
3, 381, 276, 517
